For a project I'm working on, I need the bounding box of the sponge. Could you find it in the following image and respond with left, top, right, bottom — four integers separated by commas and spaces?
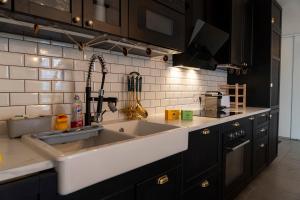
0, 152, 3, 163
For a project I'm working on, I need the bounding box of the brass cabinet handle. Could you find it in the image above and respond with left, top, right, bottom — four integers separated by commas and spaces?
202, 128, 210, 135
233, 122, 240, 127
260, 128, 266, 133
261, 113, 266, 117
86, 20, 94, 27
72, 16, 81, 23
269, 114, 273, 119
201, 180, 210, 188
157, 175, 169, 185
249, 116, 255, 121
271, 17, 275, 24
260, 143, 265, 148
0, 0, 8, 4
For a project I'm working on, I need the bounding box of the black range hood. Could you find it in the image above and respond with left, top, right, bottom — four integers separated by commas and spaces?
173, 19, 229, 70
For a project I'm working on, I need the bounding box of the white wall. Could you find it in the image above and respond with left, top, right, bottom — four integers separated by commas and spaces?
279, 36, 293, 138
277, 0, 300, 139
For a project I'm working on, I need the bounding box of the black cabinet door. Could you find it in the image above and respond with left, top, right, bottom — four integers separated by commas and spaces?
129, 0, 185, 51
272, 1, 282, 33
231, 0, 252, 66
182, 168, 220, 200
14, 0, 82, 26
183, 126, 221, 187
0, 175, 39, 200
253, 136, 268, 176
271, 49, 281, 109
83, 0, 128, 37
269, 109, 279, 163
136, 167, 180, 200
0, 0, 11, 10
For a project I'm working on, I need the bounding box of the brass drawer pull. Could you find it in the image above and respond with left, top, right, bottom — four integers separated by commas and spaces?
201, 180, 210, 188
157, 175, 169, 185
72, 16, 81, 23
260, 143, 265, 148
261, 113, 266, 117
233, 122, 240, 127
260, 128, 266, 133
202, 128, 210, 135
249, 116, 255, 121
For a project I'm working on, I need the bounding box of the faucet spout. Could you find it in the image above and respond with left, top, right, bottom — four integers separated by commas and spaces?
85, 54, 118, 125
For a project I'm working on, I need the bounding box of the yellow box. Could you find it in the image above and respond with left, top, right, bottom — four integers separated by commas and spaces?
165, 110, 180, 120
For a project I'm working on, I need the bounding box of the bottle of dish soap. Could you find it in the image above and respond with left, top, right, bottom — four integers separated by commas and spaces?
71, 95, 83, 128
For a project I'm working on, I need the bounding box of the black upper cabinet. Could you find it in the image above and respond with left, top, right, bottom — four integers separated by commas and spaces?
0, 0, 11, 10
183, 126, 221, 187
128, 0, 185, 51
14, 0, 82, 26
229, 0, 281, 109
230, 0, 253, 67
83, 0, 128, 37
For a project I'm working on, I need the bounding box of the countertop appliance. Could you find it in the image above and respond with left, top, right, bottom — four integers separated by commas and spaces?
173, 19, 229, 70
222, 120, 252, 200
199, 91, 232, 118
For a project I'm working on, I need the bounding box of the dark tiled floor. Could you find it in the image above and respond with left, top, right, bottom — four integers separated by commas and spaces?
235, 138, 300, 200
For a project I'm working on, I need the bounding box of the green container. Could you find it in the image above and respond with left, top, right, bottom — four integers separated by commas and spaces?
181, 110, 193, 120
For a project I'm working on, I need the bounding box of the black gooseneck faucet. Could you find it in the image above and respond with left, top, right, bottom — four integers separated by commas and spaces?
85, 54, 118, 126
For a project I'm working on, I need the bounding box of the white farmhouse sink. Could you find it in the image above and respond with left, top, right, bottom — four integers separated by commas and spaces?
22, 121, 188, 195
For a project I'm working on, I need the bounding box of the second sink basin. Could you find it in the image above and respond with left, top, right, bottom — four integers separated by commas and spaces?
104, 120, 179, 136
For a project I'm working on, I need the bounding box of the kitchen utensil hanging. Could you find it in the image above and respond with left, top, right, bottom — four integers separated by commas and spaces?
122, 72, 148, 120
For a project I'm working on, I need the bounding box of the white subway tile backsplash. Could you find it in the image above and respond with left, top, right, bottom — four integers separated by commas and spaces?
74, 60, 89, 71
0, 52, 24, 66
63, 47, 83, 59
0, 79, 24, 92
64, 70, 84, 81
52, 104, 72, 115
52, 81, 75, 92
103, 53, 118, 63
118, 56, 132, 65
10, 66, 38, 80
25, 80, 51, 92
25, 55, 51, 68
26, 105, 52, 117
39, 93, 64, 104
0, 33, 227, 133
0, 106, 25, 120
52, 58, 73, 70
9, 39, 37, 54
0, 65, 9, 79
38, 44, 62, 57
10, 93, 38, 106
0, 93, 9, 106
0, 37, 8, 51
110, 64, 125, 74
39, 69, 64, 80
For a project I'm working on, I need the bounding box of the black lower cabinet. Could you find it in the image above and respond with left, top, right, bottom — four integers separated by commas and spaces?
183, 126, 221, 187
182, 168, 220, 200
136, 167, 181, 200
0, 175, 39, 200
253, 136, 268, 176
269, 109, 279, 163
